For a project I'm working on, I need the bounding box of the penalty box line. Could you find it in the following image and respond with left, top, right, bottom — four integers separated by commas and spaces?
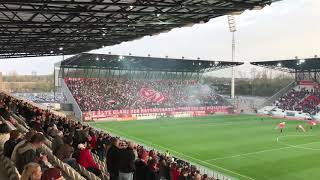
102, 126, 255, 180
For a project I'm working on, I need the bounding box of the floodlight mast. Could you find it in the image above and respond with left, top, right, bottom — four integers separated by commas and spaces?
228, 15, 236, 100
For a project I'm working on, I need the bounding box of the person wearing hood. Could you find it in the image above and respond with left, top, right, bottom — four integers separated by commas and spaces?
11, 130, 36, 163
77, 142, 101, 176
16, 133, 46, 173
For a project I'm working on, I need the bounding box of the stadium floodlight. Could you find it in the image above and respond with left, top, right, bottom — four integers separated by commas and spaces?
157, 13, 161, 17
119, 55, 124, 61
96, 57, 100, 61
277, 62, 282, 67
129, 5, 134, 10
102, 33, 106, 36
209, 63, 213, 66
228, 15, 236, 100
192, 62, 195, 66
199, 62, 202, 66
59, 47, 63, 51
214, 61, 219, 65
50, 50, 54, 53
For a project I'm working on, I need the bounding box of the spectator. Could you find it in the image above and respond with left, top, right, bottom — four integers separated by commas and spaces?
89, 131, 97, 154
194, 174, 201, 180
159, 155, 170, 180
77, 143, 101, 176
107, 137, 120, 180
118, 141, 136, 180
52, 130, 64, 155
170, 163, 180, 180
96, 133, 108, 161
21, 162, 42, 180
0, 123, 10, 148
41, 167, 64, 180
11, 130, 36, 163
134, 150, 148, 180
202, 174, 208, 180
0, 105, 11, 121
30, 117, 44, 133
56, 136, 77, 169
3, 129, 21, 158
178, 168, 189, 180
16, 133, 46, 172
146, 158, 159, 180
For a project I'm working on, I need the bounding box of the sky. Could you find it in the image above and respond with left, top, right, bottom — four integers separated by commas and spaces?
0, 0, 319, 77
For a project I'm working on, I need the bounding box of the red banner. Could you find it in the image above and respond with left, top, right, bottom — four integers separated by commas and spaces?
139, 87, 165, 103
299, 80, 318, 86
83, 106, 231, 119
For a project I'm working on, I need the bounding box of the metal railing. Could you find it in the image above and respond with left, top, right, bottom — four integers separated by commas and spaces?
258, 81, 296, 109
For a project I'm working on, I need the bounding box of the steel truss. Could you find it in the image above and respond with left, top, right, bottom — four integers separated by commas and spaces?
0, 0, 274, 58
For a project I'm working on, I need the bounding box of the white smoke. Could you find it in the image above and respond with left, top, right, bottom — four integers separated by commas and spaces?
183, 84, 214, 106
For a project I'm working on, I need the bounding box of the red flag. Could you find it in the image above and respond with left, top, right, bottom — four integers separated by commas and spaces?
139, 87, 166, 103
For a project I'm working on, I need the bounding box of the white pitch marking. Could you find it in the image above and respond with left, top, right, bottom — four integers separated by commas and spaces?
277, 135, 320, 151
206, 135, 320, 162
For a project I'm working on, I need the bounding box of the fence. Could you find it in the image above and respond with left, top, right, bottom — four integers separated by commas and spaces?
258, 81, 296, 109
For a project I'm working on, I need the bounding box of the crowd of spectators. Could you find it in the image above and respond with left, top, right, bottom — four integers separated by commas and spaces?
0, 92, 223, 180
65, 78, 228, 112
273, 87, 320, 114
13, 93, 65, 103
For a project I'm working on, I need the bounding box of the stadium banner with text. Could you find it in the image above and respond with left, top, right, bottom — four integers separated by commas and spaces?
83, 106, 231, 120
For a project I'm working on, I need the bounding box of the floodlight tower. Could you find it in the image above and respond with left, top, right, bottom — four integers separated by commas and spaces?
228, 15, 236, 99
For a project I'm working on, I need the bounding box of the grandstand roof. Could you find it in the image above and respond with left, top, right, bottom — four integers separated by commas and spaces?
56, 53, 244, 73
250, 57, 320, 72
0, 0, 277, 59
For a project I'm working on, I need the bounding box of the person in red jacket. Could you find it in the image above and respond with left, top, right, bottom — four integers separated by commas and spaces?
89, 131, 97, 154
77, 143, 101, 176
170, 162, 180, 180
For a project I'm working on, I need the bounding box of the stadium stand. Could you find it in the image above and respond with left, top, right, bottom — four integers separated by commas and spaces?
65, 78, 229, 111
271, 84, 320, 114
13, 93, 64, 103
0, 91, 234, 180
0, 117, 20, 180
252, 58, 320, 119
57, 53, 238, 120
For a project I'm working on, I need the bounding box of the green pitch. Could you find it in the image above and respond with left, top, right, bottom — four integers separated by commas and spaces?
90, 115, 320, 180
